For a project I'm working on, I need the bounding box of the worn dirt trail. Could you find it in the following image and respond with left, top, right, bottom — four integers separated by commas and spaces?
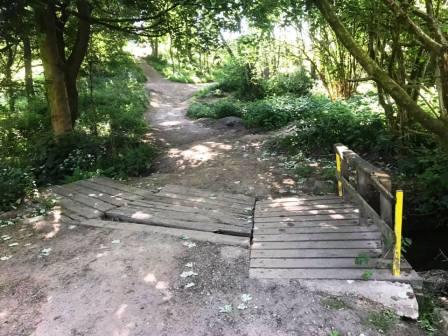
0, 64, 424, 336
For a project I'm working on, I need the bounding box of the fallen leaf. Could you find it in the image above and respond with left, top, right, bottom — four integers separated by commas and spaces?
1, 255, 12, 261
180, 271, 198, 278
179, 234, 189, 240
185, 262, 193, 268
241, 294, 252, 302
219, 304, 233, 313
8, 242, 19, 247
111, 240, 120, 244
182, 241, 196, 248
184, 282, 195, 288
237, 303, 248, 310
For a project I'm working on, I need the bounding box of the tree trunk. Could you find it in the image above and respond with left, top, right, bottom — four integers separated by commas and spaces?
34, 2, 72, 136
313, 0, 448, 145
23, 35, 35, 101
65, 0, 91, 125
4, 47, 16, 113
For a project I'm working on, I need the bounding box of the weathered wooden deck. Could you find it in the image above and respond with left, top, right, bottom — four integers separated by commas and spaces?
51, 177, 420, 284
249, 195, 419, 283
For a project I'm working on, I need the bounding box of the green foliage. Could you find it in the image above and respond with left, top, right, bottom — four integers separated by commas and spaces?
146, 55, 212, 83
355, 253, 370, 266
321, 297, 348, 310
361, 270, 373, 281
214, 60, 264, 100
0, 51, 157, 210
187, 99, 241, 119
0, 165, 35, 211
264, 69, 314, 96
187, 102, 214, 119
366, 309, 398, 333
417, 294, 440, 335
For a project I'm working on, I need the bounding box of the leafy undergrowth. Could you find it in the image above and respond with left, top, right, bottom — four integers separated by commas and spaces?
0, 51, 157, 211
146, 55, 213, 84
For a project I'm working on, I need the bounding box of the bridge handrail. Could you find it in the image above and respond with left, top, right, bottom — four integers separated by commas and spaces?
333, 143, 403, 276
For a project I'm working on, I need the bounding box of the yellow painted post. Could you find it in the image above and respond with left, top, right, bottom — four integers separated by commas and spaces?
392, 190, 404, 276
336, 153, 343, 197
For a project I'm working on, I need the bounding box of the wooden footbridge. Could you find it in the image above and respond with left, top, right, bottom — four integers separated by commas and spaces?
51, 144, 420, 285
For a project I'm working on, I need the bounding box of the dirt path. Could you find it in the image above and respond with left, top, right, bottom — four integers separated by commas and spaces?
0, 65, 424, 336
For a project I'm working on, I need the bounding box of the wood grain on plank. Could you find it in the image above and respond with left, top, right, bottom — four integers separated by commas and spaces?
253, 232, 382, 242
76, 180, 142, 201
64, 183, 128, 207
105, 207, 251, 236
254, 219, 359, 229
250, 248, 382, 258
52, 186, 116, 212
256, 208, 359, 218
249, 268, 421, 282
254, 225, 379, 235
255, 203, 357, 213
251, 240, 381, 250
162, 184, 254, 205
249, 258, 406, 269
256, 213, 359, 223
90, 176, 151, 197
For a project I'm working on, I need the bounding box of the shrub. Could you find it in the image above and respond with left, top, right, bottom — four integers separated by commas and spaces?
187, 102, 214, 119
0, 165, 35, 210
265, 69, 314, 96
210, 99, 241, 118
243, 100, 292, 130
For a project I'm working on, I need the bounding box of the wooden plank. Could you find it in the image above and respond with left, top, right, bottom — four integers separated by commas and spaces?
130, 199, 251, 226
80, 219, 250, 247
52, 186, 116, 212
142, 193, 250, 214
123, 205, 249, 227
256, 208, 359, 218
90, 176, 151, 198
254, 225, 379, 235
105, 207, 251, 236
250, 258, 411, 269
64, 183, 128, 207
258, 199, 347, 208
55, 197, 101, 219
253, 232, 382, 242
250, 248, 382, 258
251, 240, 381, 250
249, 268, 421, 283
76, 180, 142, 201
256, 213, 359, 223
258, 195, 341, 205
254, 219, 359, 229
162, 184, 254, 205
255, 203, 357, 214
155, 191, 250, 211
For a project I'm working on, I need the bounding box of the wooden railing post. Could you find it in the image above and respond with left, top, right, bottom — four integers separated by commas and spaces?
356, 167, 374, 225
376, 173, 393, 226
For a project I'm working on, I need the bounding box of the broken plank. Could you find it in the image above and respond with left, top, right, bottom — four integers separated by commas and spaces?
253, 232, 382, 242
123, 205, 248, 227
254, 225, 379, 235
90, 176, 152, 198
130, 199, 251, 226
251, 240, 381, 250
249, 258, 410, 269
54, 196, 101, 219
162, 184, 254, 205
105, 207, 251, 236
255, 213, 359, 223
250, 248, 382, 258
63, 183, 128, 207
52, 185, 116, 212
76, 180, 142, 201
254, 219, 359, 229
155, 191, 251, 211
142, 193, 251, 214
79, 219, 250, 247
249, 268, 421, 284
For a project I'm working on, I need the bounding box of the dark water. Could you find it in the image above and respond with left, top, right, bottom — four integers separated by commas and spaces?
404, 226, 448, 271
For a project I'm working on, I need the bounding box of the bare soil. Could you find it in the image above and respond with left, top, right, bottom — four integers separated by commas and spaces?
0, 63, 425, 336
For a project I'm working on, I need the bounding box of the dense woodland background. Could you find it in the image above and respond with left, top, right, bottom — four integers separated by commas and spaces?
1, 1, 448, 272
